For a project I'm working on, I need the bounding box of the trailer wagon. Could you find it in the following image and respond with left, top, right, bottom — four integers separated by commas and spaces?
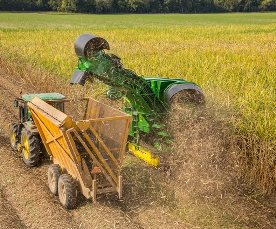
27, 97, 131, 209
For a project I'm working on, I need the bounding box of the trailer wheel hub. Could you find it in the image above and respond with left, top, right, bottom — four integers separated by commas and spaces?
60, 183, 66, 203
22, 135, 30, 159
10, 132, 16, 148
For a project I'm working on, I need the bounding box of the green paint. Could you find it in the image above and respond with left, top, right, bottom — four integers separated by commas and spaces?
75, 51, 194, 143
22, 93, 66, 102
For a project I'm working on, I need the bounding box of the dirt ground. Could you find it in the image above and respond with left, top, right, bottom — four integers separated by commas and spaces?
0, 58, 275, 229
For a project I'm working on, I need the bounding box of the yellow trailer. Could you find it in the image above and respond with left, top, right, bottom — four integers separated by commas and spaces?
27, 97, 131, 209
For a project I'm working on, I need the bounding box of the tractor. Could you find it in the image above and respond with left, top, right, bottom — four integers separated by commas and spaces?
10, 93, 66, 167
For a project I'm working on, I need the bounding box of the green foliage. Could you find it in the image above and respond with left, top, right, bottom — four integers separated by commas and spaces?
48, 0, 61, 11
0, 0, 275, 12
214, 0, 274, 12
60, 0, 78, 12
125, 0, 150, 12
0, 0, 49, 10
95, 0, 113, 12
77, 0, 95, 12
260, 0, 276, 10
38, 0, 50, 9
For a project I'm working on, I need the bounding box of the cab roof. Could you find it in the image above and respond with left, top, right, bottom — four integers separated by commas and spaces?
22, 93, 66, 102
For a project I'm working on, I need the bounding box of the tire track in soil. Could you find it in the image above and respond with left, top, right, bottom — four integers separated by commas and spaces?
0, 135, 81, 229
0, 186, 27, 229
0, 69, 82, 228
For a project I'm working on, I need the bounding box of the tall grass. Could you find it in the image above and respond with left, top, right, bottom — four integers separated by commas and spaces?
0, 12, 275, 193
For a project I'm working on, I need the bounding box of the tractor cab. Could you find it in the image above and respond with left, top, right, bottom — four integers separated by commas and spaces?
10, 93, 67, 161
14, 93, 66, 123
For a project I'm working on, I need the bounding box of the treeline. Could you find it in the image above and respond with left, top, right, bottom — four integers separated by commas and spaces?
0, 0, 275, 13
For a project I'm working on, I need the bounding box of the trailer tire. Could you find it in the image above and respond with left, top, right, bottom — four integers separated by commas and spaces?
21, 128, 41, 167
10, 124, 21, 150
58, 174, 77, 209
48, 164, 62, 195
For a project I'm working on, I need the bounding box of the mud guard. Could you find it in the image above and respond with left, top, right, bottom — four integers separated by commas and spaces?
70, 69, 90, 85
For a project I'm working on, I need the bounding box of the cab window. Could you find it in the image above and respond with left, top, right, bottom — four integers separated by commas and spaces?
48, 101, 64, 112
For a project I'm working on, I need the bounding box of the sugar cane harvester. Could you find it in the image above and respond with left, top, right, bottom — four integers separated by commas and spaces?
70, 34, 205, 166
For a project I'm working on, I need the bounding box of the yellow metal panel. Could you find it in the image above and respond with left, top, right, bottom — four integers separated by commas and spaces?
28, 96, 132, 200
128, 143, 159, 167
28, 97, 68, 124
28, 97, 88, 189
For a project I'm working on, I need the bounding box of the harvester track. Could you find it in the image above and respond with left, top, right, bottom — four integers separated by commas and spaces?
0, 185, 26, 229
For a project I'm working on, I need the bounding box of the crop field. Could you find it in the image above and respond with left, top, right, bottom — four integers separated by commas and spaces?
1, 13, 275, 139
1, 12, 275, 190
0, 12, 275, 228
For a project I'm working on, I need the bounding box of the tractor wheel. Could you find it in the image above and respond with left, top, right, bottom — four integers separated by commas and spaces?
21, 128, 41, 167
9, 124, 21, 150
58, 174, 77, 209
48, 164, 62, 195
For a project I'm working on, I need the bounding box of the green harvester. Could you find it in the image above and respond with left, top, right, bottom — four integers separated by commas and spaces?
70, 34, 205, 165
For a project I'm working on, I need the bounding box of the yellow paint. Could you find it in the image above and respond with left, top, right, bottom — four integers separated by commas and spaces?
27, 97, 132, 199
10, 131, 16, 147
128, 143, 159, 167
22, 134, 30, 159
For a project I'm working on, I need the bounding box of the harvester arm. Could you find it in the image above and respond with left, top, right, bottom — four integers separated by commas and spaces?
71, 34, 165, 116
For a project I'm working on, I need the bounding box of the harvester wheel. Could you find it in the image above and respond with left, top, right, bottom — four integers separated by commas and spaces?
58, 174, 77, 209
21, 128, 41, 167
48, 164, 62, 195
9, 124, 20, 150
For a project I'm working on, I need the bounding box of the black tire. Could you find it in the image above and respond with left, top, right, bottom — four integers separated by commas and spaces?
48, 164, 62, 195
58, 174, 77, 209
21, 128, 41, 167
9, 124, 21, 150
